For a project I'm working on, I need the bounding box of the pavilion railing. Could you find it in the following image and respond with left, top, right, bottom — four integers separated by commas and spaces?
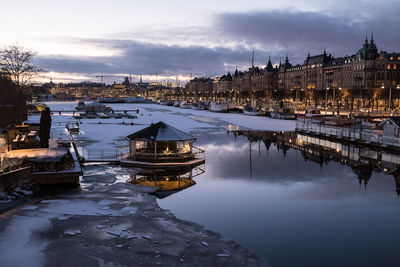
128, 145, 205, 162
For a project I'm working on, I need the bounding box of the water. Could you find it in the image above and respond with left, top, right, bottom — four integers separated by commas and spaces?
158, 131, 400, 267
40, 102, 400, 266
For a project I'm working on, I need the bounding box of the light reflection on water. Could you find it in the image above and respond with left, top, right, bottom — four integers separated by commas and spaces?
158, 131, 400, 267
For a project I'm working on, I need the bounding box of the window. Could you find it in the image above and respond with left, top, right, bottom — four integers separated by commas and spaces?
388, 64, 391, 70
394, 64, 397, 70
398, 56, 400, 60
390, 56, 394, 60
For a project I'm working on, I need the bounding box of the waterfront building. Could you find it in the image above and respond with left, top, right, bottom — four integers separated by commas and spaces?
186, 36, 400, 108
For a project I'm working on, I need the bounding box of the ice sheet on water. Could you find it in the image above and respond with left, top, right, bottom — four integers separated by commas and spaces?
63, 230, 82, 236
41, 200, 119, 216
0, 215, 52, 266
120, 206, 137, 215
21, 206, 38, 210
97, 199, 121, 206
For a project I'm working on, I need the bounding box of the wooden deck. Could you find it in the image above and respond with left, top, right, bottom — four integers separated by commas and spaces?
120, 158, 205, 169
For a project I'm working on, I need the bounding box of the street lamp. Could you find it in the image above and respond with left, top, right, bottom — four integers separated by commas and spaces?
325, 87, 330, 113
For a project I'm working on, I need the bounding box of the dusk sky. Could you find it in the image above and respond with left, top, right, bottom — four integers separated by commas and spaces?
1, 0, 399, 83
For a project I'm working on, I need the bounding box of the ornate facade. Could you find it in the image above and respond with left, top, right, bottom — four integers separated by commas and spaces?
185, 37, 400, 106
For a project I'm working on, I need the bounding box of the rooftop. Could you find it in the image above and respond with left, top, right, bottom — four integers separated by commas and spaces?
126, 121, 196, 142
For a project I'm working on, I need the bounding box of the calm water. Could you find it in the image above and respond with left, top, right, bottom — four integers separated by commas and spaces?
158, 130, 400, 267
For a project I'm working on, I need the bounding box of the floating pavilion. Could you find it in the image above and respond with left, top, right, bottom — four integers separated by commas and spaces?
122, 121, 205, 169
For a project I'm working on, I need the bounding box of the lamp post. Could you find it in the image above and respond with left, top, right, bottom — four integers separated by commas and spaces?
325, 87, 329, 114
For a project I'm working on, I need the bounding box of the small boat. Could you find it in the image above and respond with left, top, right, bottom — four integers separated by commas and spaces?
270, 107, 296, 120
179, 101, 192, 109
243, 104, 261, 116
111, 112, 123, 119
226, 102, 237, 112
191, 102, 207, 110
305, 109, 323, 117
73, 112, 85, 119
173, 101, 180, 107
159, 100, 169, 105
209, 102, 228, 112
97, 113, 110, 119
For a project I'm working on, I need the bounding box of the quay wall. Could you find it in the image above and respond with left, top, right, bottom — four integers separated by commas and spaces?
0, 167, 31, 192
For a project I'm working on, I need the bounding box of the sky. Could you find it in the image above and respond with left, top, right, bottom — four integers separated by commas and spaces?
1, 0, 399, 84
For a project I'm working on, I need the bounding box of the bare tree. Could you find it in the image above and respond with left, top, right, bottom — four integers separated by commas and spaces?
0, 45, 40, 88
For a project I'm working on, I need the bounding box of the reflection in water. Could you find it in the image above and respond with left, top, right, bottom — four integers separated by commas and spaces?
160, 130, 400, 267
230, 130, 400, 197
127, 165, 205, 198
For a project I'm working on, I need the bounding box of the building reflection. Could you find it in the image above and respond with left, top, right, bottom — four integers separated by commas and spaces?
127, 164, 205, 198
229, 130, 400, 196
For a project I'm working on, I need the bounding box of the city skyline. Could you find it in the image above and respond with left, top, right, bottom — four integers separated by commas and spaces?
1, 0, 399, 83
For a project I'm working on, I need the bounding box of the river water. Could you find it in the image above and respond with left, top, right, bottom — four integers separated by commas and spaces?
43, 102, 400, 266
158, 130, 400, 267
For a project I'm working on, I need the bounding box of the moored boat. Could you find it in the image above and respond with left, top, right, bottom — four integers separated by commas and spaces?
191, 102, 207, 110
179, 101, 192, 109
270, 106, 296, 120
209, 102, 228, 112
243, 104, 261, 116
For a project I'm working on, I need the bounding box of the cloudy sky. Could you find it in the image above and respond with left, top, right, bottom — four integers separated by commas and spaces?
1, 0, 399, 84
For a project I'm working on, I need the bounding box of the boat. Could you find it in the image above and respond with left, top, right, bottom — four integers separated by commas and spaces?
226, 102, 237, 112
191, 102, 207, 110
209, 102, 228, 112
124, 97, 153, 103
86, 102, 112, 113
97, 112, 110, 119
159, 100, 169, 105
305, 109, 323, 117
270, 106, 296, 120
179, 101, 192, 109
243, 104, 261, 116
99, 97, 124, 103
73, 112, 85, 119
111, 112, 123, 119
173, 101, 180, 107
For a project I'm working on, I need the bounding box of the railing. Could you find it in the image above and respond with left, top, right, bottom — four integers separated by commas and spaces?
128, 145, 205, 162
81, 147, 129, 162
76, 145, 205, 163
296, 117, 400, 148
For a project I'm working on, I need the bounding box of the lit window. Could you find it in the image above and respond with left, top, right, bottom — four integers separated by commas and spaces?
390, 57, 394, 60
394, 64, 397, 70
388, 64, 391, 70
398, 56, 400, 60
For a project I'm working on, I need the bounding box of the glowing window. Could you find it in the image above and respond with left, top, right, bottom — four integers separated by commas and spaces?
390, 56, 394, 60
394, 64, 397, 70
388, 64, 391, 70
